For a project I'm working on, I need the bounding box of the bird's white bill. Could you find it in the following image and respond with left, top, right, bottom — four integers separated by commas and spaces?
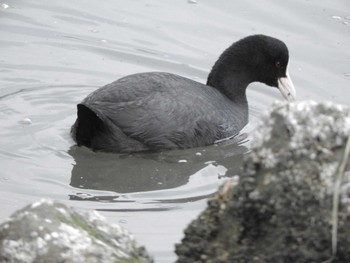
278, 70, 296, 101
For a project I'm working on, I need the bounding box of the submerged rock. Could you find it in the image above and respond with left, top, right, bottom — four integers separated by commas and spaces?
0, 199, 153, 263
176, 101, 350, 263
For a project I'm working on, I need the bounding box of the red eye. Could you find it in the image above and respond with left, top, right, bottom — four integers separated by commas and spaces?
275, 61, 281, 69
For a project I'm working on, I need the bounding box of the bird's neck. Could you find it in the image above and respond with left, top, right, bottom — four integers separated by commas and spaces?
206, 66, 250, 106
206, 39, 259, 108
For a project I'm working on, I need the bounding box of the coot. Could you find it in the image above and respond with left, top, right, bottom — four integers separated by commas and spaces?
71, 35, 296, 153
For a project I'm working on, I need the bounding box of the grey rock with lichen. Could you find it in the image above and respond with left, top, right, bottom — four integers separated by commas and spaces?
0, 199, 153, 263
176, 101, 350, 263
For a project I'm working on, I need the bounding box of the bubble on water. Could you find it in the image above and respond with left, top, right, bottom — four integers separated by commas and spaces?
89, 28, 99, 33
75, 193, 93, 199
188, 0, 197, 4
195, 152, 202, 156
20, 118, 32, 125
342, 21, 349, 25
332, 15, 342, 20
101, 39, 107, 43
119, 194, 131, 200
178, 159, 187, 163
1, 3, 9, 9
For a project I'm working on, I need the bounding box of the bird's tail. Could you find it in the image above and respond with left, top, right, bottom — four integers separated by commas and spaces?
71, 104, 103, 147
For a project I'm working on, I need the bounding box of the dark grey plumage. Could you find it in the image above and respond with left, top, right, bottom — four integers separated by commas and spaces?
71, 35, 295, 153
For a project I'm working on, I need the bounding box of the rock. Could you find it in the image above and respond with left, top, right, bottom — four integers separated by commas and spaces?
0, 199, 153, 263
175, 101, 350, 263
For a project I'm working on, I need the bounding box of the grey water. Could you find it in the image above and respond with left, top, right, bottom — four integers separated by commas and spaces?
0, 0, 349, 261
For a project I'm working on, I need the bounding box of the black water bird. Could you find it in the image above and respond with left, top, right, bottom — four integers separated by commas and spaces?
71, 35, 296, 153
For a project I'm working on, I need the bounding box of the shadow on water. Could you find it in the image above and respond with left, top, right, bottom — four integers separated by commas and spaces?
68, 133, 249, 201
